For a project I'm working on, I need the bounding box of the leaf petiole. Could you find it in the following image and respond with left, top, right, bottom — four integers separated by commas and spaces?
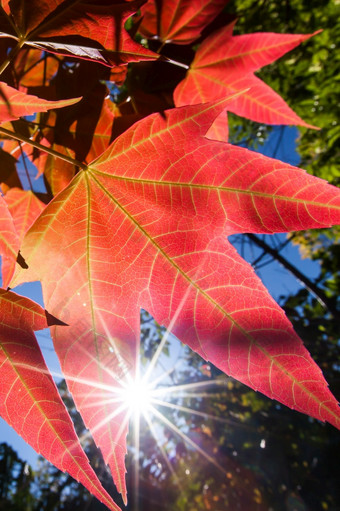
0, 126, 88, 171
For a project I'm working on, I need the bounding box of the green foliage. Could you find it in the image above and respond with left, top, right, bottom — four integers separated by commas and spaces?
0, 442, 34, 511
230, 0, 340, 183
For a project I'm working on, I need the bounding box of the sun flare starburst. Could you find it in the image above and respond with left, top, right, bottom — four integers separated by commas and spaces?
119, 377, 153, 415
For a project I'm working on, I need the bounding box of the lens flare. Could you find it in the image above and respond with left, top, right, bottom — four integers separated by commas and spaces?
120, 377, 153, 415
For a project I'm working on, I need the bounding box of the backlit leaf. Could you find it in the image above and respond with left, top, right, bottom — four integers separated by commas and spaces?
13, 49, 59, 88
0, 192, 19, 280
0, 82, 81, 123
12, 99, 340, 500
1, 188, 45, 286
1, 0, 158, 65
140, 0, 229, 44
174, 25, 319, 137
0, 288, 121, 511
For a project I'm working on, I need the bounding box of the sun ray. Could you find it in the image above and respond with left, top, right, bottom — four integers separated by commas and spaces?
142, 328, 173, 384
143, 250, 211, 384
152, 378, 227, 396
152, 398, 233, 424
149, 405, 227, 475
40, 308, 237, 508
146, 358, 182, 389
143, 411, 183, 490
132, 405, 141, 511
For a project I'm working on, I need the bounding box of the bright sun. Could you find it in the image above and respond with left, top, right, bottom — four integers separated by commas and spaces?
120, 377, 153, 416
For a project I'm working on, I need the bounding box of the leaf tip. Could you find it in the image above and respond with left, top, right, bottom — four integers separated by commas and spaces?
16, 251, 28, 269
45, 310, 68, 327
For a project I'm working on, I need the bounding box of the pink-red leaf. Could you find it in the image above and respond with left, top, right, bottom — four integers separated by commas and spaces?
11, 100, 340, 501
0, 82, 81, 124
0, 192, 19, 277
0, 288, 121, 511
139, 0, 229, 44
1, 188, 45, 286
174, 25, 319, 137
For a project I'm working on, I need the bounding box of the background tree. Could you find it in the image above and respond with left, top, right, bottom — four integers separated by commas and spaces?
0, 442, 34, 511
2, 319, 339, 510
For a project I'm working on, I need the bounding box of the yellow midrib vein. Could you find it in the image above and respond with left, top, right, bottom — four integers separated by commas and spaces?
83, 173, 125, 497
194, 37, 307, 69
90, 169, 340, 211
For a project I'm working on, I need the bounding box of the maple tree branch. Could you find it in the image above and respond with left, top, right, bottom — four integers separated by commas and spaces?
0, 127, 87, 170
251, 233, 296, 268
246, 233, 338, 317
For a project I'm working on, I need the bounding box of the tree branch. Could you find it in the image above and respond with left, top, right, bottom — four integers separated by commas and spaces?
246, 233, 338, 317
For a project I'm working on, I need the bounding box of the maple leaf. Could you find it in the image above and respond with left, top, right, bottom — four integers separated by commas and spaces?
0, 192, 19, 279
0, 82, 81, 123
11, 99, 340, 502
13, 49, 59, 88
174, 24, 319, 138
0, 0, 158, 65
0, 288, 121, 511
1, 188, 45, 287
139, 0, 229, 44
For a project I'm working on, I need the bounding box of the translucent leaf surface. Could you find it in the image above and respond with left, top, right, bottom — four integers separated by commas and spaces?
0, 289, 121, 511
174, 26, 319, 137
0, 82, 81, 123
140, 0, 229, 44
1, 189, 45, 286
12, 100, 340, 501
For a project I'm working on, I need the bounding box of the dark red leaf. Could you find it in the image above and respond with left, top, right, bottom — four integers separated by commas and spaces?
3, 0, 158, 65
140, 0, 229, 44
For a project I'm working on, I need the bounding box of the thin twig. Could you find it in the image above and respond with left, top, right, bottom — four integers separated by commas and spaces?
0, 40, 24, 77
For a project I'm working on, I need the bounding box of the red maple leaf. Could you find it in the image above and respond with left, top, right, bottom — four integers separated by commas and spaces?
0, 0, 158, 65
174, 23, 319, 139
139, 0, 229, 44
0, 192, 19, 279
11, 98, 340, 502
0, 288, 120, 511
0, 82, 81, 123
1, 188, 45, 287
